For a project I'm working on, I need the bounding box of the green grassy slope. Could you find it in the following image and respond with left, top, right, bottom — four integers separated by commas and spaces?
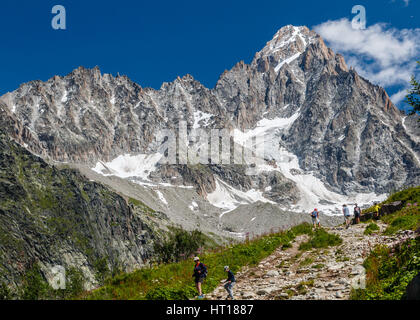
352, 186, 420, 300
83, 224, 315, 300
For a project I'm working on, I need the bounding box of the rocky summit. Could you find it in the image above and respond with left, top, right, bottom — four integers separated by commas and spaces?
0, 24, 419, 239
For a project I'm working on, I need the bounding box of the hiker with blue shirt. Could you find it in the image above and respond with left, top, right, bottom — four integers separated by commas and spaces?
224, 266, 236, 300
310, 208, 321, 229
343, 204, 351, 229
193, 257, 207, 299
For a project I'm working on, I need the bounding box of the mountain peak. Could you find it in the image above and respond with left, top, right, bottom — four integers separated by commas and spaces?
252, 25, 319, 73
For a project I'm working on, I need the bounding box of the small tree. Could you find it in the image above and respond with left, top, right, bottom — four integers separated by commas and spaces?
153, 228, 206, 263
405, 61, 420, 121
21, 264, 51, 300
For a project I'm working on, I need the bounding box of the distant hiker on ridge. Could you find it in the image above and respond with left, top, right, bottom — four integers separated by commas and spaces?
354, 203, 361, 224
192, 257, 207, 299
310, 208, 321, 229
373, 203, 381, 219
343, 204, 351, 229
224, 266, 236, 300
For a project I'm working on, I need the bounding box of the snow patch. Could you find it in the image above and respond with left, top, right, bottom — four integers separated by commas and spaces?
193, 111, 213, 129
207, 178, 275, 215
159, 182, 195, 189
155, 190, 168, 206
232, 112, 387, 215
256, 147, 387, 215
233, 112, 300, 146
92, 153, 162, 180
61, 91, 68, 103
189, 201, 199, 211
274, 52, 302, 73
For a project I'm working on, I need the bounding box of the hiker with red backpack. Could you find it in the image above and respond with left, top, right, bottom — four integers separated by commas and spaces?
192, 257, 207, 299
310, 209, 321, 229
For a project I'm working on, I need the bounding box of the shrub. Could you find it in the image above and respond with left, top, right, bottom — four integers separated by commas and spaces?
352, 237, 420, 300
299, 257, 314, 267
385, 186, 420, 205
64, 267, 85, 298
145, 286, 194, 300
153, 228, 206, 263
299, 229, 342, 251
21, 264, 51, 300
93, 257, 110, 284
382, 206, 420, 235
282, 242, 292, 250
289, 223, 314, 237
364, 223, 380, 235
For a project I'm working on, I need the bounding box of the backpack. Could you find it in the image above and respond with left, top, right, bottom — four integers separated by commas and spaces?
311, 211, 317, 218
201, 263, 208, 278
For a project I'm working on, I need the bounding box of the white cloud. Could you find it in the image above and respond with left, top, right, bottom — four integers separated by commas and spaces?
313, 19, 420, 104
390, 88, 408, 105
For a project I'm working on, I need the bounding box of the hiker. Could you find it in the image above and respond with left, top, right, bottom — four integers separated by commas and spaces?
223, 266, 236, 300
343, 204, 351, 229
310, 208, 321, 228
354, 203, 361, 224
192, 257, 207, 299
373, 203, 381, 219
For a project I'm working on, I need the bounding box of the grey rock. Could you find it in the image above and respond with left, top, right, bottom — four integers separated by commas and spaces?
241, 292, 255, 299
265, 270, 280, 277
256, 289, 269, 296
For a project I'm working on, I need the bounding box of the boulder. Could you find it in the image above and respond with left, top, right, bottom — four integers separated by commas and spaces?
380, 201, 403, 215
241, 292, 255, 299
265, 270, 280, 277
256, 289, 269, 296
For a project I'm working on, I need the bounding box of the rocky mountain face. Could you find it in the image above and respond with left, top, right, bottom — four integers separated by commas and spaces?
0, 25, 419, 220
0, 129, 159, 290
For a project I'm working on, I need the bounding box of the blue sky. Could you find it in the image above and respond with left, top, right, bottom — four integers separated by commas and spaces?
0, 0, 419, 110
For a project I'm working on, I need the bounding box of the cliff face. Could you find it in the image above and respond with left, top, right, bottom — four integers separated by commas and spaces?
0, 129, 156, 289
0, 25, 418, 219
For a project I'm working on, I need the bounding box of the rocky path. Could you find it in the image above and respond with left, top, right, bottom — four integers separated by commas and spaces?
206, 222, 416, 300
